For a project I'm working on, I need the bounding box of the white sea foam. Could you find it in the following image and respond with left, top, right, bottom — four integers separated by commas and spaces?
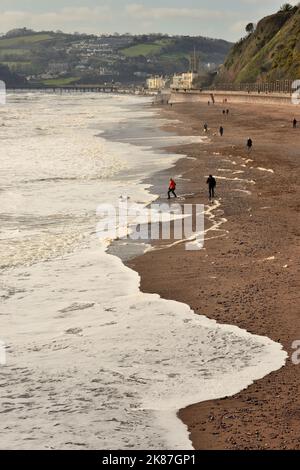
256, 167, 274, 174
216, 176, 256, 185
0, 92, 287, 450
233, 189, 252, 195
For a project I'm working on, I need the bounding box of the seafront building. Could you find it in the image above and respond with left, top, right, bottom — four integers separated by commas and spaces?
146, 75, 167, 91
170, 71, 199, 90
170, 49, 200, 90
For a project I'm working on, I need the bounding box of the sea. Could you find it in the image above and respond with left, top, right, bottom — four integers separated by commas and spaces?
0, 92, 286, 449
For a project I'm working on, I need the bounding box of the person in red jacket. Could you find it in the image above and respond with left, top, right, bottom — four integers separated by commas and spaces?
168, 178, 177, 199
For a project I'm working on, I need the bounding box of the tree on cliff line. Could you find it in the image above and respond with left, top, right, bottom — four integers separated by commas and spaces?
280, 3, 294, 11
245, 23, 255, 35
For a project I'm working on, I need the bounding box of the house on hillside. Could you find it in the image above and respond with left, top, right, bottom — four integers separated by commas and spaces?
48, 63, 69, 74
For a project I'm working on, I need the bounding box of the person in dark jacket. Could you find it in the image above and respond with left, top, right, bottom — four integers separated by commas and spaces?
219, 126, 224, 137
293, 118, 297, 128
207, 175, 216, 200
247, 138, 253, 152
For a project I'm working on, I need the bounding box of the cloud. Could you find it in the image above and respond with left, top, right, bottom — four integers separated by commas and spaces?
0, 6, 112, 33
125, 4, 229, 21
0, 1, 297, 39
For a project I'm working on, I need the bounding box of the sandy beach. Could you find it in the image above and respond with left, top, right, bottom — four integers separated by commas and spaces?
4, 92, 283, 450
128, 99, 300, 450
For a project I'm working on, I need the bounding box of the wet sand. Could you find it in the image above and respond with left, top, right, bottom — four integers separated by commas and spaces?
128, 100, 300, 450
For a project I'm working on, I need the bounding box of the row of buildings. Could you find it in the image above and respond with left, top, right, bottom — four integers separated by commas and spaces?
146, 71, 199, 91
146, 50, 201, 91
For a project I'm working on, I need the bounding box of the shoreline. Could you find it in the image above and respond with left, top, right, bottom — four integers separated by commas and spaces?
3, 93, 286, 450
128, 100, 300, 450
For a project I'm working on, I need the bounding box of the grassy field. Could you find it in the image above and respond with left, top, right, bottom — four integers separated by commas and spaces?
160, 52, 190, 61
0, 33, 53, 48
1, 61, 31, 68
121, 39, 173, 57
0, 48, 30, 57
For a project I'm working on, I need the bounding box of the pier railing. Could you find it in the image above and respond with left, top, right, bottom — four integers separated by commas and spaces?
6, 84, 152, 95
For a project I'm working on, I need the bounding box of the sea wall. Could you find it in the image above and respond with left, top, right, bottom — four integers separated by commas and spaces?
169, 90, 295, 106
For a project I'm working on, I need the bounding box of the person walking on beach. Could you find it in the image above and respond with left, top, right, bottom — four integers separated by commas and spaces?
168, 178, 177, 199
207, 175, 216, 200
204, 123, 208, 133
247, 138, 253, 152
226, 109, 230, 115
293, 118, 297, 128
219, 126, 224, 137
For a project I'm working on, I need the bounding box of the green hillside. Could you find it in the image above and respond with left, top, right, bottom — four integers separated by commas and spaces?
0, 30, 76, 77
121, 39, 173, 57
217, 5, 300, 84
0, 33, 53, 48
121, 36, 231, 67
0, 29, 232, 85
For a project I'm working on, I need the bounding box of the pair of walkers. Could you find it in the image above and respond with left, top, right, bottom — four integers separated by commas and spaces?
203, 124, 224, 136
167, 176, 217, 200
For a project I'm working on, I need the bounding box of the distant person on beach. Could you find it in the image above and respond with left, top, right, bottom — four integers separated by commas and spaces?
168, 178, 177, 199
222, 110, 226, 115
247, 138, 253, 152
204, 123, 208, 133
219, 126, 224, 137
226, 109, 230, 115
207, 175, 217, 200
293, 118, 297, 128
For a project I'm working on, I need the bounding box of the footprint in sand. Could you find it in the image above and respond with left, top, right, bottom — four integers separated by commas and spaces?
65, 327, 83, 335
58, 302, 95, 314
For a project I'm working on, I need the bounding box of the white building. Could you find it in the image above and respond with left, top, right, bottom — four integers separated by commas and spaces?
146, 76, 167, 91
171, 71, 198, 90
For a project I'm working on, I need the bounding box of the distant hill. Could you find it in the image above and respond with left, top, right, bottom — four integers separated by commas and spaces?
217, 5, 300, 84
0, 29, 232, 86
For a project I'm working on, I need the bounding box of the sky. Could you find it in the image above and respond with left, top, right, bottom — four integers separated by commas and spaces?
0, 0, 298, 41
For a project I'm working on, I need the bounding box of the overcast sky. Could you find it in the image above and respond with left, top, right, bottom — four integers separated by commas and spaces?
0, 0, 298, 41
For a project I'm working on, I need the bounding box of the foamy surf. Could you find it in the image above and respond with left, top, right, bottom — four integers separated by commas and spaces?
0, 238, 287, 450
0, 92, 287, 450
